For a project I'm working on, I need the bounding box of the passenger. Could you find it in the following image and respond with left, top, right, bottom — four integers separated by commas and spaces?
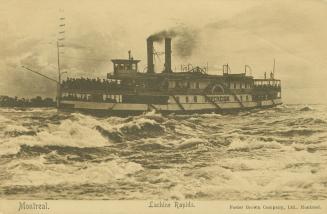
103, 79, 107, 90
86, 78, 90, 90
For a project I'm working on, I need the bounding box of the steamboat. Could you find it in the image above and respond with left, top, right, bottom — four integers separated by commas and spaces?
58, 36, 282, 115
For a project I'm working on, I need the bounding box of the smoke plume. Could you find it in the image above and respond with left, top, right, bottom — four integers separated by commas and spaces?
149, 26, 199, 58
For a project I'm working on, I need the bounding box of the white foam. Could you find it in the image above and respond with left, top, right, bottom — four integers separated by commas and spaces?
177, 138, 208, 149
228, 138, 282, 151
2, 158, 144, 186
117, 118, 159, 130
0, 108, 56, 113
0, 117, 111, 156
38, 119, 110, 148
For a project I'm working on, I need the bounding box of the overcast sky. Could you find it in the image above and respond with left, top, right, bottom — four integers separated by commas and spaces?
0, 0, 326, 104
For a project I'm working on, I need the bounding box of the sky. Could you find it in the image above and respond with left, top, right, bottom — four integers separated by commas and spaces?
0, 0, 326, 104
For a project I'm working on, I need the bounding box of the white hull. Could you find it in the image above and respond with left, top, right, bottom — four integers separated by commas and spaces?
60, 97, 282, 114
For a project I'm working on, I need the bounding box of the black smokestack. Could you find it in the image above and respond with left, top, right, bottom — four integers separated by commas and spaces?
164, 38, 172, 73
147, 37, 154, 73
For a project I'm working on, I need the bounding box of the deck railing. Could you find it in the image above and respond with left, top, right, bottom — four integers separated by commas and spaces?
254, 79, 281, 87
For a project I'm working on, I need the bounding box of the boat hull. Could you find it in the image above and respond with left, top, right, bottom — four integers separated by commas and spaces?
59, 98, 282, 116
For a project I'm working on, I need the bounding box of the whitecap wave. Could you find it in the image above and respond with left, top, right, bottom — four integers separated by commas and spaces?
228, 138, 282, 152
1, 157, 143, 186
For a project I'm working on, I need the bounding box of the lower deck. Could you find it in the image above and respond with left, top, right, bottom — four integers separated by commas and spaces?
59, 96, 282, 115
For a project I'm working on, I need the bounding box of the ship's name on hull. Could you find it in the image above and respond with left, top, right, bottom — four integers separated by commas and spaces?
206, 96, 230, 102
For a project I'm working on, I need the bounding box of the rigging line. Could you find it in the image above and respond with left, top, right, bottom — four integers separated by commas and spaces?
21, 66, 58, 83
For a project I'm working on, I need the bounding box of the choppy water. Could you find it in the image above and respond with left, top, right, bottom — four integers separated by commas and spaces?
0, 105, 326, 200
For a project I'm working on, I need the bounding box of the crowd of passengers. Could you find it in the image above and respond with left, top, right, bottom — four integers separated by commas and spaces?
61, 78, 121, 90
61, 94, 118, 102
254, 84, 281, 89
61, 94, 88, 101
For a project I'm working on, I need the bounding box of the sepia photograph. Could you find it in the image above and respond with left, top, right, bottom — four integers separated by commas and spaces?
0, 0, 326, 213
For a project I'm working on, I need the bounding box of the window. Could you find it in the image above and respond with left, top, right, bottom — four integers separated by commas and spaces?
246, 95, 248, 101
185, 96, 189, 103
240, 95, 243, 101
234, 83, 236, 89
176, 81, 181, 88
176, 96, 180, 102
194, 96, 197, 103
196, 82, 199, 89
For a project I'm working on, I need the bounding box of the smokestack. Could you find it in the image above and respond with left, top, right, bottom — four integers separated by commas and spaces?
164, 37, 172, 73
147, 37, 154, 73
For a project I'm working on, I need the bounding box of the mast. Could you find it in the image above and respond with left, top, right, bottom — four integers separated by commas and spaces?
56, 40, 61, 108
56, 14, 65, 108
273, 58, 276, 79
